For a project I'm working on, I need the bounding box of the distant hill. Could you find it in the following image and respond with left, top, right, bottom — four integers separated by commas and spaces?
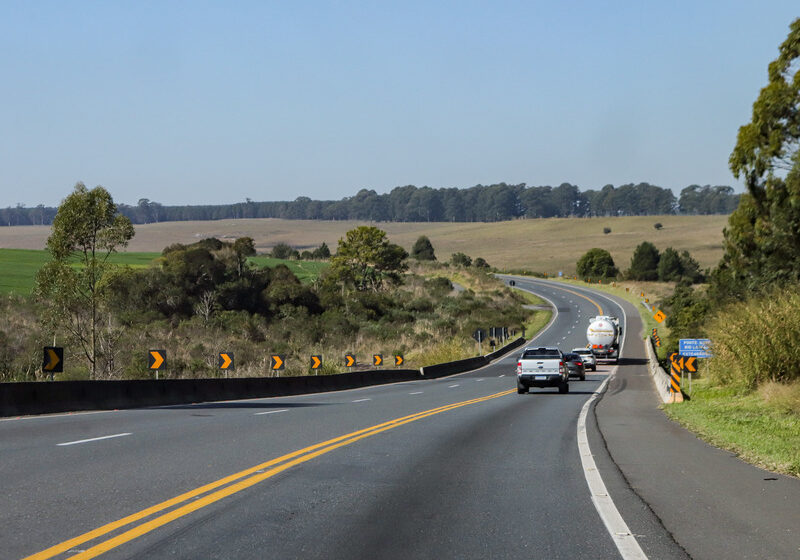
0, 182, 739, 226
0, 215, 729, 274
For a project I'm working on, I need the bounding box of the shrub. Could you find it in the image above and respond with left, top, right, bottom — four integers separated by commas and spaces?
603, 227, 611, 234
411, 236, 436, 261
706, 287, 800, 391
271, 242, 295, 259
654, 222, 663, 230
451, 252, 472, 267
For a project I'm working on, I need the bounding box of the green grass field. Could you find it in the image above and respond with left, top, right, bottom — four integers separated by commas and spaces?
0, 249, 328, 295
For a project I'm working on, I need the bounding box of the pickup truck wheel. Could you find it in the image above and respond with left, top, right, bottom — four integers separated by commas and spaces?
592, 365, 596, 371
517, 383, 527, 394
558, 381, 569, 394
579, 373, 586, 381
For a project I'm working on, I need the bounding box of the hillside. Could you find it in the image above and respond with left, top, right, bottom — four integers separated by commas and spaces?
0, 214, 727, 274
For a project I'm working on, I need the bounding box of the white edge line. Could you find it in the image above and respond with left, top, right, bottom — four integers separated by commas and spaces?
448, 384, 460, 388
254, 409, 289, 415
578, 372, 646, 559
351, 398, 371, 403
57, 433, 132, 447
408, 391, 424, 395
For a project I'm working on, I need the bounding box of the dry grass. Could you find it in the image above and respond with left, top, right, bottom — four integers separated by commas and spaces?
759, 381, 800, 415
0, 215, 727, 273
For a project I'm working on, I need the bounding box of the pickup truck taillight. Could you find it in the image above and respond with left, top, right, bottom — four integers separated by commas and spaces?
516, 361, 522, 374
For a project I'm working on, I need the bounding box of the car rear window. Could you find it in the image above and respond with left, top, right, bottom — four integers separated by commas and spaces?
521, 349, 561, 359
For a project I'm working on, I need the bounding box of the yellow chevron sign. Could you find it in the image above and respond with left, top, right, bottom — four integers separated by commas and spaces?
345, 354, 356, 367
149, 350, 165, 370
373, 354, 383, 366
43, 347, 63, 373
218, 353, 233, 370
394, 355, 404, 366
310, 355, 322, 369
270, 355, 284, 370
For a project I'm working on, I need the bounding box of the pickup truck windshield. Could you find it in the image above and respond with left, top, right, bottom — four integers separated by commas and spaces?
521, 349, 560, 359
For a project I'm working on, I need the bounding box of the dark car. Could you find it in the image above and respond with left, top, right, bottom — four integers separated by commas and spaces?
562, 353, 586, 381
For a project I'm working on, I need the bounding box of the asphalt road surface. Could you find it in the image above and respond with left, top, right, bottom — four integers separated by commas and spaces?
2, 280, 695, 559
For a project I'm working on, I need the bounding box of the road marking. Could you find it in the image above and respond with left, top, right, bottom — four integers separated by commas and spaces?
351, 398, 371, 403
578, 372, 647, 560
254, 409, 288, 416
57, 433, 131, 447
475, 378, 484, 382
448, 384, 460, 388
498, 374, 505, 377
408, 391, 424, 395
26, 389, 514, 560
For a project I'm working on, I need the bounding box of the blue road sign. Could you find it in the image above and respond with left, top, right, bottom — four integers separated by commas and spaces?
679, 339, 712, 358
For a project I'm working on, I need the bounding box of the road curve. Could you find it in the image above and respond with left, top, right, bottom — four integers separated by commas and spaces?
1, 280, 689, 560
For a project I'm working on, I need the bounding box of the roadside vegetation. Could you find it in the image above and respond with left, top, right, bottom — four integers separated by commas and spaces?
0, 198, 537, 382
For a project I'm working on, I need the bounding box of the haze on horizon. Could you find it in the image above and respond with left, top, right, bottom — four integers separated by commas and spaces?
1, 1, 797, 208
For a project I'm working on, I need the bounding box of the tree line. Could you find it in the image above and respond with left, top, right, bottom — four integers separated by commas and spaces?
0, 183, 739, 226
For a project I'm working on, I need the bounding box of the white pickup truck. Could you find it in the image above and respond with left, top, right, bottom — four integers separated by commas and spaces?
516, 346, 569, 394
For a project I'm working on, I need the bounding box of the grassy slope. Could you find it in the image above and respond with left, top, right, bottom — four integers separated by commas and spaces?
0, 214, 727, 273
0, 249, 327, 294
664, 379, 800, 476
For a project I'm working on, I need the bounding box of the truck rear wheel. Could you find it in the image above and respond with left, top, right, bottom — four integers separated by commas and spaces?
517, 383, 527, 394
558, 381, 569, 394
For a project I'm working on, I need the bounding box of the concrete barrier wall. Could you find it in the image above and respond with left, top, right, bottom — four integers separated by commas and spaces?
644, 336, 683, 404
0, 369, 420, 417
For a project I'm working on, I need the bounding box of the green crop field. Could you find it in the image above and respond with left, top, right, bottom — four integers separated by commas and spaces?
0, 249, 328, 295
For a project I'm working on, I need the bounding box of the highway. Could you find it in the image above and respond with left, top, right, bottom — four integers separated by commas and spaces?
3, 279, 688, 559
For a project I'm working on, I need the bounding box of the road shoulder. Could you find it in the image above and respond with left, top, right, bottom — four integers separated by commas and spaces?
595, 296, 800, 560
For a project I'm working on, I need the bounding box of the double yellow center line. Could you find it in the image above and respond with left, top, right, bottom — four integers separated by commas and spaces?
25, 389, 514, 560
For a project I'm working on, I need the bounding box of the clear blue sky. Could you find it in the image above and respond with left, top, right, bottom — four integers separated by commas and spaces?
1, 1, 797, 207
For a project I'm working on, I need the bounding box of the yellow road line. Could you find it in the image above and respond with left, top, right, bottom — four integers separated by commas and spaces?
25, 389, 513, 560
548, 284, 604, 314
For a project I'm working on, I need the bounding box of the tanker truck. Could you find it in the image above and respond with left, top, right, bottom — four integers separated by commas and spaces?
586, 315, 621, 363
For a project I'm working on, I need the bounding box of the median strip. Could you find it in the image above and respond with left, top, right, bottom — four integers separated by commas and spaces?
25, 389, 513, 560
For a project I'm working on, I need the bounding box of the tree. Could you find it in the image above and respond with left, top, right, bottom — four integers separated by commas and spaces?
271, 242, 295, 259
627, 242, 660, 281
311, 242, 331, 260
657, 247, 684, 282
232, 236, 256, 277
719, 18, 800, 296
329, 226, 408, 291
603, 227, 611, 234
451, 252, 472, 267
35, 183, 135, 378
576, 248, 618, 279
473, 257, 490, 268
410, 236, 436, 261
654, 222, 663, 230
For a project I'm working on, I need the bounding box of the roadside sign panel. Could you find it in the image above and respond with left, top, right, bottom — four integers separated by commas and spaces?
679, 339, 712, 358
345, 354, 356, 367
310, 355, 322, 370
653, 310, 666, 323
373, 354, 383, 366
472, 329, 486, 343
148, 350, 165, 370
270, 355, 285, 370
218, 353, 234, 370
43, 347, 63, 373
394, 355, 404, 366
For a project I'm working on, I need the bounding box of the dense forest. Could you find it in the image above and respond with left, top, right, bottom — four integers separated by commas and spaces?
0, 182, 739, 226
